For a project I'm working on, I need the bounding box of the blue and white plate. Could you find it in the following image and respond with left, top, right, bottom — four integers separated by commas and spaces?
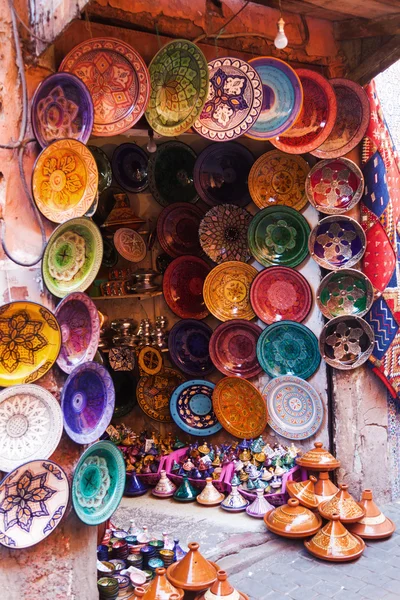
170, 380, 222, 436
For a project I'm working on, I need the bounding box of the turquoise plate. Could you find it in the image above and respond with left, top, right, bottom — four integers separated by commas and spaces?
169, 379, 222, 437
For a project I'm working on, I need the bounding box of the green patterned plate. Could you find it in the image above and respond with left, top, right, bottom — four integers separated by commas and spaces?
145, 39, 209, 137
257, 321, 320, 379
248, 206, 310, 268
317, 269, 374, 319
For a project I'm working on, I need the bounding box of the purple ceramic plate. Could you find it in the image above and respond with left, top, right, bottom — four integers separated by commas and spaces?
31, 72, 94, 148
61, 361, 115, 444
209, 319, 263, 378
55, 292, 100, 374
168, 319, 214, 377
157, 202, 204, 258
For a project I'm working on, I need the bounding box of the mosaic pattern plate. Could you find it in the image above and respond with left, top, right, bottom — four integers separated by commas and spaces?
199, 204, 251, 264
262, 375, 323, 440
209, 319, 262, 378
257, 321, 320, 379
88, 146, 112, 195
319, 315, 374, 370
72, 440, 125, 526
212, 377, 267, 439
193, 57, 263, 141
168, 319, 214, 377
170, 380, 222, 436
42, 217, 103, 298
113, 228, 146, 263
163, 256, 210, 320
137, 368, 185, 422
157, 202, 203, 258
308, 215, 366, 271
250, 267, 312, 325
60, 37, 150, 136
145, 39, 209, 136
32, 138, 98, 224
203, 261, 257, 322
0, 385, 63, 472
317, 269, 374, 319
248, 206, 310, 268
0, 301, 61, 387
148, 141, 198, 207
111, 144, 148, 193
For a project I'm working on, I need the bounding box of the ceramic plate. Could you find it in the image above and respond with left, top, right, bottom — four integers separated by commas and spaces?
209, 319, 262, 378
248, 150, 310, 211
111, 144, 148, 193
137, 368, 185, 422
146, 39, 209, 136
0, 301, 61, 387
168, 319, 214, 377
312, 78, 370, 159
257, 321, 320, 379
32, 72, 94, 148
199, 204, 251, 264
170, 380, 222, 436
60, 37, 150, 136
55, 292, 100, 374
319, 315, 374, 370
212, 377, 267, 439
113, 228, 146, 262
72, 440, 125, 525
250, 267, 312, 324
88, 146, 112, 195
42, 217, 103, 298
271, 69, 337, 155
262, 375, 323, 440
157, 203, 203, 258
246, 57, 303, 140
0, 385, 63, 472
193, 142, 254, 207
32, 139, 98, 224
248, 206, 310, 268
61, 362, 115, 444
308, 215, 366, 270
203, 261, 257, 322
148, 141, 198, 207
317, 269, 374, 319
163, 256, 210, 320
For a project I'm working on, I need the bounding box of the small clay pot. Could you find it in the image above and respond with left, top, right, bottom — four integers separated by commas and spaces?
166, 542, 218, 591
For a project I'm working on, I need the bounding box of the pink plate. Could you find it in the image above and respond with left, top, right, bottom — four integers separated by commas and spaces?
209, 319, 262, 378
163, 256, 210, 320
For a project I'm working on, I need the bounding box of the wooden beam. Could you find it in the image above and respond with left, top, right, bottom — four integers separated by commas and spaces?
251, 0, 400, 20
334, 13, 400, 39
250, 0, 349, 21
346, 34, 400, 85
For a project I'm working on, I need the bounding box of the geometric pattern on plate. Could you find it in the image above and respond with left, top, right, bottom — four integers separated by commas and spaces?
203, 261, 257, 321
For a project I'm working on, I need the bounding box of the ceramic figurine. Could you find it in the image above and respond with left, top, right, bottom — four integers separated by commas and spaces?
231, 472, 241, 487
264, 498, 322, 538
198, 442, 210, 455
270, 475, 282, 491
173, 539, 187, 562
173, 475, 199, 502
347, 489, 396, 539
296, 441, 341, 471
305, 513, 365, 562
314, 472, 339, 504
137, 526, 151, 544
152, 470, 177, 498
197, 478, 225, 506
261, 468, 273, 482
194, 569, 249, 600
286, 475, 319, 509
220, 485, 249, 512
162, 532, 174, 550
251, 436, 264, 454
246, 488, 273, 519
166, 542, 218, 592
319, 484, 366, 523
125, 472, 148, 497
143, 567, 184, 599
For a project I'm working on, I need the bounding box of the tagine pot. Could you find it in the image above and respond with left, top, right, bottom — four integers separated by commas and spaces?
296, 441, 340, 471
143, 567, 184, 599
132, 587, 146, 599
264, 498, 322, 538
286, 475, 319, 509
246, 488, 273, 519
197, 478, 225, 506
304, 513, 365, 562
314, 471, 339, 504
194, 569, 249, 600
125, 472, 149, 497
166, 542, 219, 592
220, 484, 249, 512
347, 489, 396, 539
173, 474, 199, 502
152, 470, 177, 498
319, 484, 365, 523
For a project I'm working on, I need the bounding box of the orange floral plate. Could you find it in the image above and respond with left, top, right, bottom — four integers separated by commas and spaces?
203, 261, 257, 322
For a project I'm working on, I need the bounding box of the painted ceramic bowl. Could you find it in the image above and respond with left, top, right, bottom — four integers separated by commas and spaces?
168, 319, 214, 377
317, 269, 374, 319
308, 215, 366, 270
111, 144, 148, 193
209, 320, 262, 378
148, 141, 198, 207
319, 315, 374, 370
199, 204, 252, 264
137, 368, 185, 422
170, 380, 222, 436
113, 228, 146, 262
88, 146, 112, 194
163, 256, 210, 320
305, 158, 364, 214
203, 261, 257, 321
157, 203, 204, 258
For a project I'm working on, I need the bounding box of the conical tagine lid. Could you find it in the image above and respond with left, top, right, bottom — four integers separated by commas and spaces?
143, 567, 184, 599
152, 470, 177, 498
314, 471, 339, 503
264, 498, 322, 538
166, 542, 218, 591
197, 478, 225, 506
246, 488, 273, 519
194, 570, 249, 600
220, 485, 249, 512
296, 442, 340, 471
347, 489, 396, 539
286, 475, 319, 509
319, 484, 365, 523
304, 513, 365, 562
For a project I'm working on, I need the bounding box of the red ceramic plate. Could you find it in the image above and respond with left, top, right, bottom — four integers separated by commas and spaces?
163, 256, 210, 320
271, 69, 337, 155
157, 202, 204, 258
209, 319, 262, 378
250, 266, 312, 324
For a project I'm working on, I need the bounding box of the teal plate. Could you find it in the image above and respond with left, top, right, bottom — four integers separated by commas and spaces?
248, 206, 310, 268
169, 379, 222, 437
257, 321, 320, 379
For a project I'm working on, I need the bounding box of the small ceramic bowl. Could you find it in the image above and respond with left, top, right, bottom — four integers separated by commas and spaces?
97, 561, 115, 578
317, 268, 374, 319
319, 315, 374, 370
308, 215, 366, 270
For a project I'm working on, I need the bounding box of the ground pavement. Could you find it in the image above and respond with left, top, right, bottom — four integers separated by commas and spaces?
114, 496, 400, 600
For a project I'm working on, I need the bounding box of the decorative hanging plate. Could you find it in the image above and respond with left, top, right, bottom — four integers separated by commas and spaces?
72, 440, 125, 526
163, 256, 210, 320
262, 375, 323, 440
157, 203, 204, 258
0, 385, 63, 472
250, 267, 312, 325
246, 57, 303, 140
145, 39, 209, 136
209, 319, 262, 378
248, 151, 310, 211
248, 206, 310, 268
319, 315, 374, 370
137, 346, 163, 376
113, 228, 146, 262
271, 69, 337, 155
257, 321, 320, 379
55, 292, 100, 374
42, 217, 103, 298
0, 459, 69, 548
111, 144, 148, 193
212, 377, 267, 439
0, 301, 61, 387
31, 72, 94, 148
60, 37, 150, 136
32, 138, 98, 224
317, 269, 374, 319
312, 78, 370, 159
170, 380, 222, 436
193, 142, 254, 207
203, 261, 257, 322
88, 146, 112, 195
199, 204, 252, 264
193, 57, 263, 141
137, 368, 185, 422
308, 215, 366, 270
148, 141, 198, 207
168, 319, 214, 377
61, 361, 115, 444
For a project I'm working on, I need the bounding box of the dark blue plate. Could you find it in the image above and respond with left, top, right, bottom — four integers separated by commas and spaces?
170, 380, 221, 436
168, 319, 214, 377
112, 144, 149, 193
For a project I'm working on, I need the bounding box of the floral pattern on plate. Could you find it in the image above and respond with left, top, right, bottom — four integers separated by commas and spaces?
137, 368, 185, 422
319, 316, 374, 370
308, 215, 366, 270
306, 158, 364, 214
199, 204, 251, 263
203, 261, 257, 322
169, 380, 221, 436
113, 228, 146, 262
317, 269, 374, 319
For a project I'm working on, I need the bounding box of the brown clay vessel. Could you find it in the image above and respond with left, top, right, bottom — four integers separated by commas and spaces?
304, 513, 365, 562
347, 489, 396, 539
319, 484, 365, 523
166, 542, 219, 591
296, 441, 340, 471
133, 588, 146, 598
264, 498, 322, 538
286, 475, 319, 509
194, 569, 249, 600
143, 567, 184, 599
314, 471, 338, 504
197, 478, 225, 506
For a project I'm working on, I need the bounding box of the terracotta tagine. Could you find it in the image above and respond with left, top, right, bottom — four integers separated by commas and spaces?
296, 442, 340, 471
197, 478, 225, 506
314, 471, 339, 504
347, 489, 396, 539
152, 470, 177, 498
286, 475, 319, 509
143, 567, 184, 599
173, 474, 199, 502
304, 513, 365, 562
319, 484, 366, 523
133, 587, 146, 598
264, 498, 322, 538
220, 484, 249, 512
246, 488, 273, 519
194, 569, 249, 600
166, 542, 219, 592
